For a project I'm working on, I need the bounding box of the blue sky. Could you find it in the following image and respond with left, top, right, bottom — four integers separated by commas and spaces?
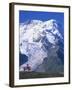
19, 10, 64, 26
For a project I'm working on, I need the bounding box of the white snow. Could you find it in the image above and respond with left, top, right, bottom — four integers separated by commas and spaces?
19, 19, 63, 71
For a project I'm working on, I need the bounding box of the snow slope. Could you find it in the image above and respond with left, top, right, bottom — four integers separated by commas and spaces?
19, 19, 63, 72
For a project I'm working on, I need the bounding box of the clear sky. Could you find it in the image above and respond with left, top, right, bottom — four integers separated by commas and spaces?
19, 10, 64, 26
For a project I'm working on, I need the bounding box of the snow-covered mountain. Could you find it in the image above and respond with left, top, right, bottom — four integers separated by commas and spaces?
19, 19, 64, 73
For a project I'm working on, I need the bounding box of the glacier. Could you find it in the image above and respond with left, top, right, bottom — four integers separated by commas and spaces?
19, 19, 64, 72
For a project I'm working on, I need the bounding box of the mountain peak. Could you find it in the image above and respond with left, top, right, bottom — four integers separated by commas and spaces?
19, 19, 63, 72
